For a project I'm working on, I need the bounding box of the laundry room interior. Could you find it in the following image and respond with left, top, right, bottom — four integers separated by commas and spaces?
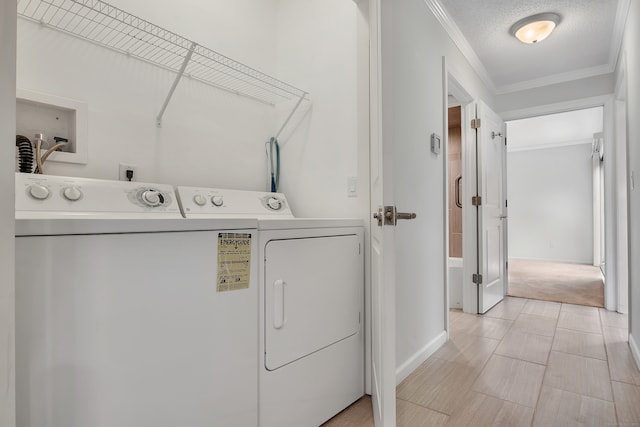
16, 0, 365, 218
13, 1, 373, 426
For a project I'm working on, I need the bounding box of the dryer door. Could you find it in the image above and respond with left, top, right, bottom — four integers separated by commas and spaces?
264, 234, 363, 371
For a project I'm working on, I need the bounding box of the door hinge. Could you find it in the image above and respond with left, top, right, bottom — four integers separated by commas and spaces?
471, 118, 481, 129
472, 196, 482, 206
472, 273, 483, 285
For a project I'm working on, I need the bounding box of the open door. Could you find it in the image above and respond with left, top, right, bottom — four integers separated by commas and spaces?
475, 101, 507, 313
369, 0, 396, 424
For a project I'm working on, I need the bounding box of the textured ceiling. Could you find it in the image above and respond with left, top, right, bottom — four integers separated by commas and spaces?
439, 0, 620, 91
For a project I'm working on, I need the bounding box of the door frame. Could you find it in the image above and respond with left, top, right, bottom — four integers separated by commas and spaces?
614, 53, 629, 314
441, 60, 482, 316
446, 92, 508, 315
593, 132, 605, 269
365, 0, 396, 424
500, 95, 621, 312
355, 0, 373, 395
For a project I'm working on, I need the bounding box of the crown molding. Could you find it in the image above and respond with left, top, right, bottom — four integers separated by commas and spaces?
494, 63, 614, 95
609, 0, 631, 69
614, 51, 627, 99
422, 0, 496, 92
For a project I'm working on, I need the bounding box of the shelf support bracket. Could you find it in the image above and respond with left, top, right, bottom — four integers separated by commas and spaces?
156, 41, 197, 128
274, 93, 308, 140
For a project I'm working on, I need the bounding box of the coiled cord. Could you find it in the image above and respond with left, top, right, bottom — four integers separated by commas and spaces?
16, 135, 34, 173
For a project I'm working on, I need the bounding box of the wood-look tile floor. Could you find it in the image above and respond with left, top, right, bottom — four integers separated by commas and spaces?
323, 297, 640, 427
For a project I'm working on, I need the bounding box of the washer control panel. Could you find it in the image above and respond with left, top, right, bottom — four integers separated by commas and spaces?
176, 186, 294, 218
16, 173, 181, 218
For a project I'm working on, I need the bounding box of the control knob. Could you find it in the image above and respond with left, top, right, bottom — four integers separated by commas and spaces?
141, 189, 165, 207
193, 194, 206, 206
212, 195, 224, 207
267, 197, 282, 210
62, 186, 82, 201
28, 184, 50, 200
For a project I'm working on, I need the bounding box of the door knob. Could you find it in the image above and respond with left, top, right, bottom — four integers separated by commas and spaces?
373, 206, 417, 226
396, 212, 417, 220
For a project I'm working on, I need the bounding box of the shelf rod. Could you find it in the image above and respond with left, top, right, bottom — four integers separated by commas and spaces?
156, 41, 197, 127
274, 93, 307, 140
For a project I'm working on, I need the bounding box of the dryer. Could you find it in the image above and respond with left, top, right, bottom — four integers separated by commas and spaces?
177, 186, 365, 427
15, 174, 259, 427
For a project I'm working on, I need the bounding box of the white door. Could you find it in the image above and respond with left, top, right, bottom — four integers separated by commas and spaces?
369, 0, 396, 424
476, 102, 506, 313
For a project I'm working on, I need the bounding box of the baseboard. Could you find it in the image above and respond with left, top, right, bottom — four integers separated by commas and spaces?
629, 333, 640, 372
395, 331, 447, 385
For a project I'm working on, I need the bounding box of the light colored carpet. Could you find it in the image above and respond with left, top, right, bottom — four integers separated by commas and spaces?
508, 259, 604, 307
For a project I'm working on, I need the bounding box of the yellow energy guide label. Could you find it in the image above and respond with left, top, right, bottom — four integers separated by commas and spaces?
216, 233, 252, 292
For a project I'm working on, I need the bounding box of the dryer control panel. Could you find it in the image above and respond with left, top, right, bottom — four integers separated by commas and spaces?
177, 186, 294, 219
15, 173, 182, 219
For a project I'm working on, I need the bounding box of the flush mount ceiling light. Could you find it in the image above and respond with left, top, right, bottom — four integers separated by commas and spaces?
510, 13, 561, 44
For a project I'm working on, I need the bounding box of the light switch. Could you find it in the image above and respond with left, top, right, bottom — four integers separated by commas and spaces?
347, 176, 358, 198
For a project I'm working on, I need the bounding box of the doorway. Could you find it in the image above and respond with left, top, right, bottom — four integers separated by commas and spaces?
445, 72, 506, 316
505, 107, 606, 307
447, 105, 463, 309
445, 72, 473, 316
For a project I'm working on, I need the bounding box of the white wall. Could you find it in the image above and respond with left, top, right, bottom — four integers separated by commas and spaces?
507, 143, 594, 264
274, 0, 361, 218
506, 108, 602, 264
619, 1, 640, 362
389, 0, 494, 380
0, 0, 16, 424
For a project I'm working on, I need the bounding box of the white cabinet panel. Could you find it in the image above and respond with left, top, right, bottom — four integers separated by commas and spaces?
264, 235, 362, 370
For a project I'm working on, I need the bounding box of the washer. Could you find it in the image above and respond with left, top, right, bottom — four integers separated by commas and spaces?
177, 186, 365, 427
15, 173, 259, 427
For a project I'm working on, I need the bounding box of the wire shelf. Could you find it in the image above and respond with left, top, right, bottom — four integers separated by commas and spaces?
17, 0, 308, 106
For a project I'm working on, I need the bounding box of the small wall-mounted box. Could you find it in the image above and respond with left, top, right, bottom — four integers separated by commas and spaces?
16, 88, 88, 164
431, 133, 441, 155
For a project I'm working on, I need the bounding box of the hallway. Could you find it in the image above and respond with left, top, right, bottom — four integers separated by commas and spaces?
325, 297, 640, 426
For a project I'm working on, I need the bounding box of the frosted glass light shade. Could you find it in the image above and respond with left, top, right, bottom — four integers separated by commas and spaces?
510, 13, 561, 44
